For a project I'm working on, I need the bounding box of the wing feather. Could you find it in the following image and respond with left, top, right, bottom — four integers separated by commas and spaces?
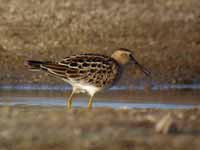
39, 54, 118, 86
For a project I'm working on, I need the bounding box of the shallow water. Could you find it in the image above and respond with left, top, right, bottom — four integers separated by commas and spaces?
0, 96, 198, 109
1, 83, 200, 91
0, 84, 200, 109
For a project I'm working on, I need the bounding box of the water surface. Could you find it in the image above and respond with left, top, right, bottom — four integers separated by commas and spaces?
0, 84, 200, 109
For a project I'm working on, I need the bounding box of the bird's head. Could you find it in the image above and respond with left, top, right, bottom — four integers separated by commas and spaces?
111, 48, 151, 77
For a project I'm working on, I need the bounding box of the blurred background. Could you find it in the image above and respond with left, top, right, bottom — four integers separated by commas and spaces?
0, 1, 200, 149
0, 0, 200, 86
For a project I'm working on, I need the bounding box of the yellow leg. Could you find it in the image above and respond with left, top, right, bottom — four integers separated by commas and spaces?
67, 91, 75, 109
88, 94, 95, 109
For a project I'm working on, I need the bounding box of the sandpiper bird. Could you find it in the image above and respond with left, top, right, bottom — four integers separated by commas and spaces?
26, 48, 150, 109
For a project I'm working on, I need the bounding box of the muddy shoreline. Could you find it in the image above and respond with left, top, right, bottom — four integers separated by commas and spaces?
0, 106, 199, 150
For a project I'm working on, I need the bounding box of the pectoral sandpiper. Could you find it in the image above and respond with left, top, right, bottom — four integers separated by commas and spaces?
26, 48, 150, 109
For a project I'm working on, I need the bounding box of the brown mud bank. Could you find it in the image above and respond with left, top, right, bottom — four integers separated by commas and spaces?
0, 106, 199, 150
0, 0, 200, 85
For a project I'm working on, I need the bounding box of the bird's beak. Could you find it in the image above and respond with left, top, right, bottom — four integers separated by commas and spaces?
135, 61, 151, 77
130, 55, 151, 77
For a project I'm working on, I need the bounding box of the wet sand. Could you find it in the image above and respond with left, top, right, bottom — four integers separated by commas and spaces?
0, 89, 200, 149
0, 106, 199, 150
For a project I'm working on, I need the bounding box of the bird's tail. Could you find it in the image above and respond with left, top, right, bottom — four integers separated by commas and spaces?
25, 60, 45, 71
25, 60, 69, 79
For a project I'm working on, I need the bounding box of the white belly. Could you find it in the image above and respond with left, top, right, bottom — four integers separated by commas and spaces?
63, 79, 101, 96
74, 83, 101, 96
